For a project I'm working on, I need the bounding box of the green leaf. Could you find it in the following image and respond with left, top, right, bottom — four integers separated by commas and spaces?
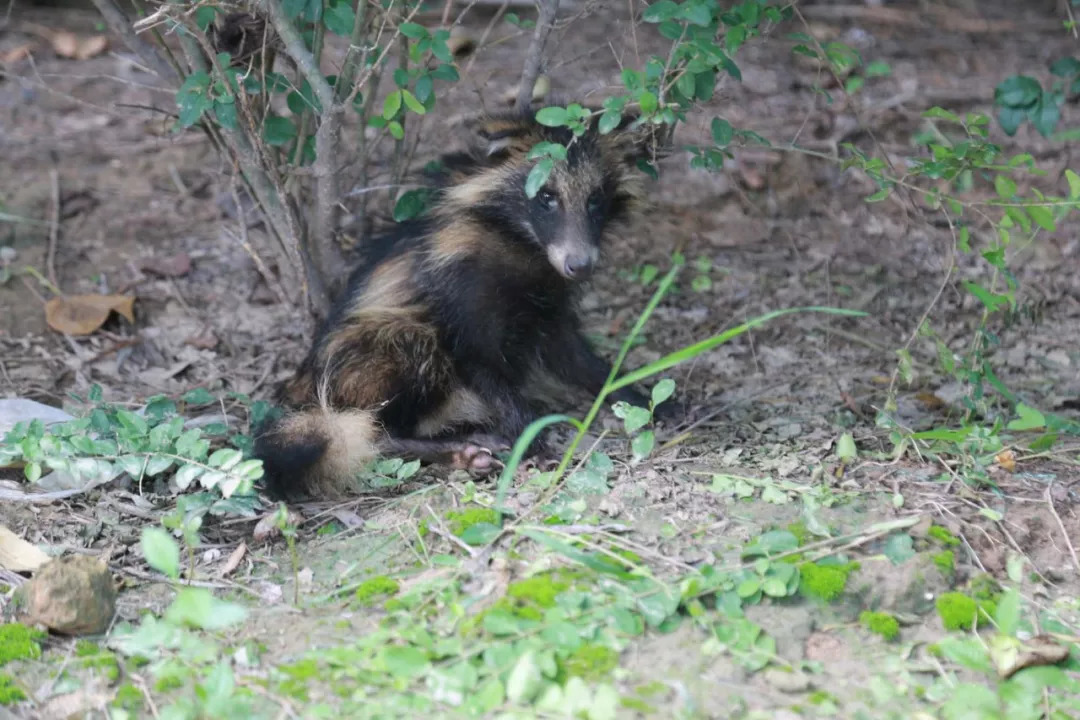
24, 461, 41, 483
997, 106, 1026, 136
1007, 403, 1046, 431
994, 174, 1017, 199
642, 0, 679, 22
195, 6, 217, 30
393, 189, 429, 222
962, 281, 1009, 313
431, 63, 459, 82
282, 0, 306, 19
865, 186, 890, 202
651, 379, 676, 407
401, 89, 425, 115
506, 652, 543, 704
865, 60, 891, 77
165, 587, 247, 629
1065, 169, 1080, 199
711, 117, 733, 146
174, 464, 203, 490
208, 448, 242, 470
937, 637, 993, 674
598, 109, 622, 135
835, 432, 857, 462
141, 526, 180, 580
631, 430, 655, 462
262, 115, 297, 146
994, 75, 1041, 108
324, 1, 355, 35
144, 455, 173, 476
882, 533, 915, 565
1050, 57, 1080, 77
415, 74, 434, 103
923, 106, 963, 124
1026, 204, 1055, 231
1031, 96, 1061, 137
638, 90, 658, 114
383, 90, 403, 120
379, 645, 430, 679
535, 106, 569, 127
612, 402, 651, 433
182, 388, 215, 406
400, 22, 428, 39
525, 157, 554, 198
994, 588, 1021, 635
457, 522, 501, 546
388, 121, 404, 140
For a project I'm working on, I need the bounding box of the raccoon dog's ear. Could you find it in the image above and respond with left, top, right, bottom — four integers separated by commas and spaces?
463, 114, 536, 161
595, 110, 671, 169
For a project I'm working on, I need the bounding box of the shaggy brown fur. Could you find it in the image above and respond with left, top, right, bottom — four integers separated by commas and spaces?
255, 107, 668, 499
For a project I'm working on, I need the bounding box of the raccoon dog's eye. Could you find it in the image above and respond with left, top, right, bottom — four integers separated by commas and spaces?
535, 188, 559, 211
586, 191, 604, 216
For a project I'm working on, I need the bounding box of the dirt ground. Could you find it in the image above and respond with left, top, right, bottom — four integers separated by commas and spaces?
2, 0, 1080, 717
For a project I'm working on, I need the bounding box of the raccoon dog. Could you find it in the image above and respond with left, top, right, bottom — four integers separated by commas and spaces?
255, 108, 668, 499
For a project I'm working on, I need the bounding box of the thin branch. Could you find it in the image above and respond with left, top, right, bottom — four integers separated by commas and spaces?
89, 0, 180, 85
514, 0, 559, 112
46, 168, 61, 294
262, 0, 343, 314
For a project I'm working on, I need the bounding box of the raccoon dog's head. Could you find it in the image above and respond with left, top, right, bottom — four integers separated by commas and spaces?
444, 108, 662, 281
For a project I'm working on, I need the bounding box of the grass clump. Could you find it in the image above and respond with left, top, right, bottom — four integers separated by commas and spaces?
798, 561, 859, 602
859, 611, 900, 641
354, 576, 401, 607
0, 624, 44, 666
0, 673, 26, 705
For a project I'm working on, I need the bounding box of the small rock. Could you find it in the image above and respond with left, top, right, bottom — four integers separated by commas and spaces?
17, 555, 116, 635
763, 668, 812, 693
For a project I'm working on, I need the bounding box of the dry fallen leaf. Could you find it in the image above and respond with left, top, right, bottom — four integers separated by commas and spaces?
995, 449, 1017, 473
185, 329, 219, 350
992, 633, 1071, 679
915, 392, 947, 410
44, 294, 135, 335
138, 252, 192, 278
50, 30, 109, 60
219, 542, 247, 577
0, 43, 35, 64
0, 524, 51, 572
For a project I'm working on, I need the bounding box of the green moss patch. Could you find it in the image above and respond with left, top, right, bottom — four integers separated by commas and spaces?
0, 673, 26, 706
931, 550, 955, 575
444, 507, 499, 536
927, 525, 961, 547
936, 592, 995, 631
859, 611, 900, 641
798, 561, 859, 602
0, 624, 44, 666
562, 643, 619, 681
354, 576, 401, 607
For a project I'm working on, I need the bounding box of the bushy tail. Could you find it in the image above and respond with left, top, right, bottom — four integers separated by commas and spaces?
254, 409, 380, 500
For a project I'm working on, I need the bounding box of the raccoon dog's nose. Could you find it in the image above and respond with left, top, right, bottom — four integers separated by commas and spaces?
563, 255, 594, 280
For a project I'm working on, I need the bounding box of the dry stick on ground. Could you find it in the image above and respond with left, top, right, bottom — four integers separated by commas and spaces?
514, 0, 559, 111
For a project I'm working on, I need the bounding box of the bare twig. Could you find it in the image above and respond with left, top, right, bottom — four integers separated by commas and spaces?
1046, 484, 1080, 575
262, 0, 342, 315
46, 168, 61, 294
515, 0, 560, 112
89, 0, 180, 85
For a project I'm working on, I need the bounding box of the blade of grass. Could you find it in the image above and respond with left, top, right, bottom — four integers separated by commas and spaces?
609, 306, 868, 391
494, 413, 582, 521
